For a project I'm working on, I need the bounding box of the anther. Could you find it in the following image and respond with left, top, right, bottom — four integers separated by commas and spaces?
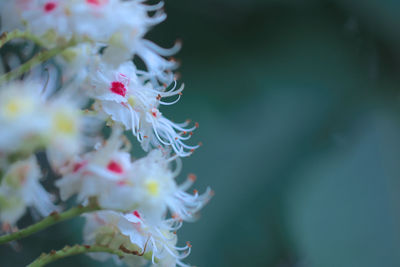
188, 174, 197, 182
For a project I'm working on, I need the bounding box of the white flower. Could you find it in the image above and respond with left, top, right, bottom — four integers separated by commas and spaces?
128, 149, 212, 224
0, 82, 48, 156
0, 81, 87, 168
56, 127, 136, 211
45, 98, 84, 168
88, 61, 199, 157
83, 210, 191, 267
1, 0, 177, 84
0, 156, 58, 225
56, 127, 212, 223
56, 42, 99, 84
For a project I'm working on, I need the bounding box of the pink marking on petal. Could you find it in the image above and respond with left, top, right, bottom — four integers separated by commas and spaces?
133, 210, 141, 218
73, 162, 85, 173
107, 160, 123, 174
44, 2, 57, 12
110, 81, 127, 97
86, 0, 108, 5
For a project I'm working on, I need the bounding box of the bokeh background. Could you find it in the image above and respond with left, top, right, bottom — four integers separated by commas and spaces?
2, 0, 400, 266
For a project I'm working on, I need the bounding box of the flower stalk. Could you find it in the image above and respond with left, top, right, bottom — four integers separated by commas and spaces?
27, 244, 134, 267
0, 29, 47, 49
0, 39, 77, 84
0, 200, 100, 245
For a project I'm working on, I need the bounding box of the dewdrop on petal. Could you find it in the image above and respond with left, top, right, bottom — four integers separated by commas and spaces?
0, 156, 58, 225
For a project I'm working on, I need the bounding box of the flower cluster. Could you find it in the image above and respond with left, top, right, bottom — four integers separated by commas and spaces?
0, 1, 211, 266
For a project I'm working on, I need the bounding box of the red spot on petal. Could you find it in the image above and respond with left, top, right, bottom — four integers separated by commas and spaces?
195, 122, 199, 128
133, 210, 141, 218
86, 0, 99, 5
193, 189, 198, 194
186, 241, 192, 248
107, 160, 123, 174
110, 81, 127, 97
44, 2, 57, 12
73, 161, 87, 173
86, 0, 108, 5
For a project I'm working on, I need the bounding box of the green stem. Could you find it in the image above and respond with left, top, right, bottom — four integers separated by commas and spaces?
27, 244, 134, 267
0, 29, 47, 49
0, 202, 100, 245
0, 39, 76, 84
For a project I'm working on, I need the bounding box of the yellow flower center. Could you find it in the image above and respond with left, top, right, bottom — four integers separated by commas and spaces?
145, 180, 159, 197
3, 99, 31, 118
128, 96, 135, 108
53, 112, 77, 135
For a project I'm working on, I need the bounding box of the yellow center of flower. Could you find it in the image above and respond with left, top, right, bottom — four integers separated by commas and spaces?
145, 180, 159, 197
128, 96, 135, 108
53, 112, 77, 135
3, 99, 31, 118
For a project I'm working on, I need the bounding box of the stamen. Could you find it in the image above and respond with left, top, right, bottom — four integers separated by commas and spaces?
188, 174, 196, 182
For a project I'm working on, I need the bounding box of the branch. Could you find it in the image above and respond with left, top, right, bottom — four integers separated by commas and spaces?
0, 39, 77, 84
0, 201, 100, 245
27, 244, 135, 267
0, 29, 47, 49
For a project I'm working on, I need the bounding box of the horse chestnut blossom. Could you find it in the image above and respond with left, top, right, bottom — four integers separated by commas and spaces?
87, 61, 199, 156
0, 82, 83, 164
84, 210, 191, 267
0, 156, 57, 225
56, 127, 212, 224
1, 0, 176, 84
0, 1, 211, 266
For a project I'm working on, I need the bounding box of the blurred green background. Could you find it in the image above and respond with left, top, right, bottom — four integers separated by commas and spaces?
3, 0, 400, 266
